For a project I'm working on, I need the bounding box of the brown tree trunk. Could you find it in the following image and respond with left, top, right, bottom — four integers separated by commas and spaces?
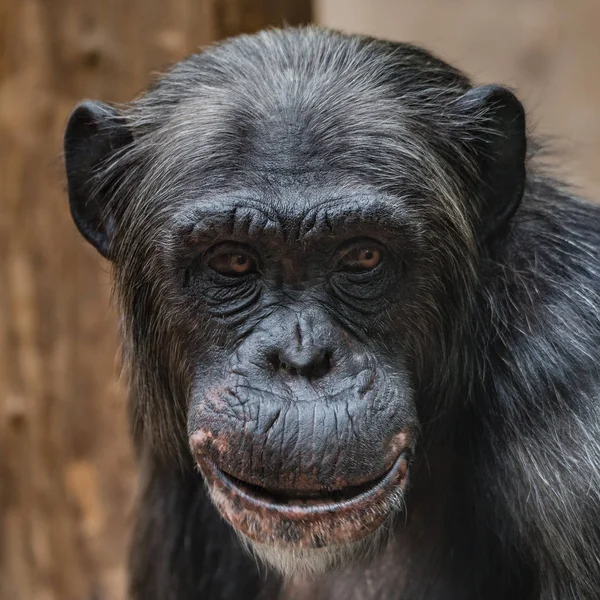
0, 2, 311, 599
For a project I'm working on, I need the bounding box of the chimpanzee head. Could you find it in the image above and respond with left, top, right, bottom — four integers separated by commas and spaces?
64, 28, 525, 576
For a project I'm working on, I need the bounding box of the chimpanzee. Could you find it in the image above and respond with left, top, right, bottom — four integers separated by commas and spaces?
63, 26, 600, 600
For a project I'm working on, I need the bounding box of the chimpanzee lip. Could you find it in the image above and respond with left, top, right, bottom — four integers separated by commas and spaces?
215, 461, 400, 507
196, 451, 410, 548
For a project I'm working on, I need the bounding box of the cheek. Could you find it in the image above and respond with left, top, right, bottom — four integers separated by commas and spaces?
187, 373, 238, 437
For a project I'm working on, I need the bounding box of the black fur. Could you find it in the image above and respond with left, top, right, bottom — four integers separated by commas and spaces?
64, 27, 600, 600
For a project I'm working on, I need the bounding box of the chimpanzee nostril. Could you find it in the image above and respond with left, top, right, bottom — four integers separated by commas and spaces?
269, 348, 332, 379
300, 350, 332, 379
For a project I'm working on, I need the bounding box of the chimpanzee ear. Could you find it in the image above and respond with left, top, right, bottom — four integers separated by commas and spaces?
455, 85, 526, 238
64, 101, 133, 259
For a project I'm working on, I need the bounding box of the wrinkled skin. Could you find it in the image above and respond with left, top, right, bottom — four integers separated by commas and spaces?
185, 195, 417, 494
64, 27, 600, 600
183, 193, 419, 556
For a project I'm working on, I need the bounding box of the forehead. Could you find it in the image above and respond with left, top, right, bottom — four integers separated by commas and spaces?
140, 38, 446, 194
127, 31, 470, 236
156, 80, 407, 188
142, 87, 440, 246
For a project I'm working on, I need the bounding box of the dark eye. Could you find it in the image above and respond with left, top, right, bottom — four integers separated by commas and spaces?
339, 247, 382, 272
208, 252, 256, 276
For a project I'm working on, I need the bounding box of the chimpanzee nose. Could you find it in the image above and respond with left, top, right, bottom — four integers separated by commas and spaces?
270, 346, 333, 379
267, 310, 334, 379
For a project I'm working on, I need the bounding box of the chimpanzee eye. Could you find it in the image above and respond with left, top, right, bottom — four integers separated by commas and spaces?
338, 247, 382, 272
208, 252, 256, 276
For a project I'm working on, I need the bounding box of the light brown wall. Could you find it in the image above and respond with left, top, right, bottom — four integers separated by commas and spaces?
317, 0, 600, 199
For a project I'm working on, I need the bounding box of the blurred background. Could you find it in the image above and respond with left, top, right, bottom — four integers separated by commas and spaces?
1, 1, 598, 598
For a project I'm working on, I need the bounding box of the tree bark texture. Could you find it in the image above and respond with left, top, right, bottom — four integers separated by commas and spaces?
0, 1, 311, 599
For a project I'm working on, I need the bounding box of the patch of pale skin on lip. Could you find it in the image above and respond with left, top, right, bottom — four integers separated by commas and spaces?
385, 427, 413, 468
191, 429, 213, 445
190, 428, 229, 456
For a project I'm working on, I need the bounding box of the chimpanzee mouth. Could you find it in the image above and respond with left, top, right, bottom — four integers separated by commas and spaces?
196, 452, 410, 548
217, 464, 396, 507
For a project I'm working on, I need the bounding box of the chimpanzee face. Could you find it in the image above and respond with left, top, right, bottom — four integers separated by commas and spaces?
182, 187, 419, 564
64, 30, 525, 577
